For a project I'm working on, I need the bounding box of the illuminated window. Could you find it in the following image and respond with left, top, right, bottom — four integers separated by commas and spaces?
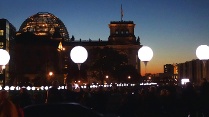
0, 30, 3, 36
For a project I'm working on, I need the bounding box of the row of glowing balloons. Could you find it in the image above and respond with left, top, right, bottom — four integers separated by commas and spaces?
69, 45, 209, 69
70, 45, 154, 69
0, 45, 209, 69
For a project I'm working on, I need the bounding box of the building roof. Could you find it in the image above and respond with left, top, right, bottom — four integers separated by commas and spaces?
18, 12, 69, 41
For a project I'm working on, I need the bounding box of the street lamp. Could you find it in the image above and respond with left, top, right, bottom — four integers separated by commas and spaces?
0, 49, 10, 87
196, 45, 209, 79
48, 71, 53, 83
49, 72, 53, 77
70, 46, 88, 70
138, 46, 153, 76
128, 76, 131, 79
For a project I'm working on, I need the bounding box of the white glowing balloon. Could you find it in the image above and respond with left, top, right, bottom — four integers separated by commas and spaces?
138, 46, 153, 62
0, 49, 10, 65
70, 46, 88, 64
196, 45, 209, 60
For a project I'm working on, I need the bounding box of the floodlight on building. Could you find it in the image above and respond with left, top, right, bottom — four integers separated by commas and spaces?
181, 78, 190, 85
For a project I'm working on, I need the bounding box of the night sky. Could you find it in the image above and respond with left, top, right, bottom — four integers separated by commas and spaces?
1, 0, 209, 75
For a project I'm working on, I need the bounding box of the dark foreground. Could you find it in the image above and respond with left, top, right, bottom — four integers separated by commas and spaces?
8, 83, 209, 117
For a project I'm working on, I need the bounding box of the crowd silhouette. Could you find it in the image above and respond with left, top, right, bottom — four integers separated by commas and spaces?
1, 79, 209, 117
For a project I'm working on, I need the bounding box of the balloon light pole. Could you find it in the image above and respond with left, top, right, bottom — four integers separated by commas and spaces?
196, 45, 209, 79
138, 46, 153, 76
0, 49, 10, 87
70, 46, 88, 82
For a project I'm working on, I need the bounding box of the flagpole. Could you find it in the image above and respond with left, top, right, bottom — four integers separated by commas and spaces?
121, 4, 123, 21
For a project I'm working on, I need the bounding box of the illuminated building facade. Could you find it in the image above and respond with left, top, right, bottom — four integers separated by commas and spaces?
108, 21, 141, 70
17, 12, 70, 42
0, 19, 16, 86
6, 12, 142, 86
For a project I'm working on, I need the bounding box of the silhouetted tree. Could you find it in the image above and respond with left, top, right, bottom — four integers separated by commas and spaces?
67, 61, 88, 83
116, 65, 140, 83
89, 47, 128, 83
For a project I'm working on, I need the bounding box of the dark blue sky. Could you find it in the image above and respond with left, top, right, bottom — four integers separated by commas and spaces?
1, 0, 209, 74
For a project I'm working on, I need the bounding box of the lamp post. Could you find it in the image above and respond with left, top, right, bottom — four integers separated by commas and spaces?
0, 49, 10, 87
196, 45, 209, 79
138, 46, 153, 76
70, 46, 88, 82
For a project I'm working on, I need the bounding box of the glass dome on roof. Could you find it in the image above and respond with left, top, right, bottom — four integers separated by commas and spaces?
18, 12, 70, 41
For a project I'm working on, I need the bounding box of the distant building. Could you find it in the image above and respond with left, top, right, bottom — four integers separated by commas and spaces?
3, 12, 142, 86
178, 59, 209, 86
107, 21, 141, 71
152, 63, 179, 85
0, 19, 16, 86
164, 63, 178, 79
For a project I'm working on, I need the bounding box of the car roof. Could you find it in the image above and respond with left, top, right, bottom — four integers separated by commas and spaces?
23, 102, 104, 117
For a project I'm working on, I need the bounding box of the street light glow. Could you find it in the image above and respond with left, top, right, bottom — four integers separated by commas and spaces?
49, 72, 53, 76
128, 76, 131, 79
